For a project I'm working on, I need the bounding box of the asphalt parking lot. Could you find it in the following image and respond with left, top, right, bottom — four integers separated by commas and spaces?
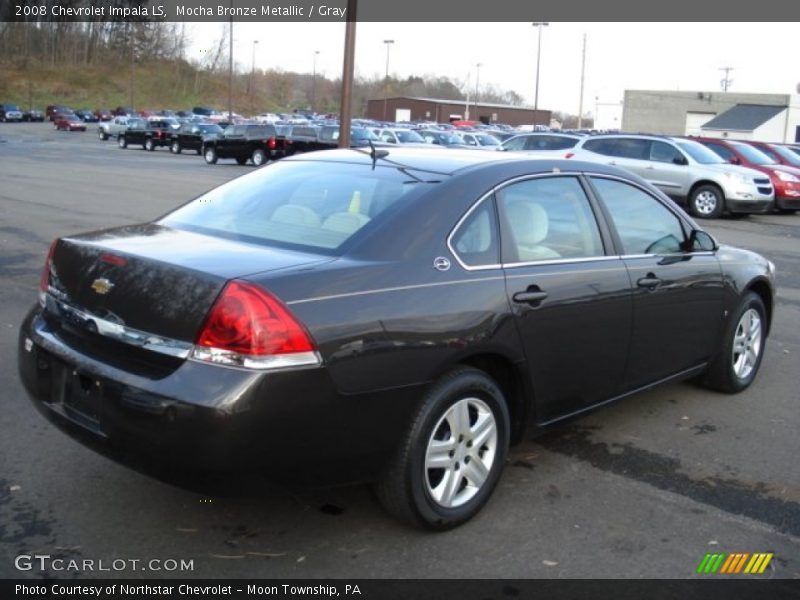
0, 122, 798, 579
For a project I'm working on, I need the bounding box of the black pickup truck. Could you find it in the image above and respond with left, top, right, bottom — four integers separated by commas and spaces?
118, 119, 177, 151
202, 124, 289, 166
168, 122, 223, 155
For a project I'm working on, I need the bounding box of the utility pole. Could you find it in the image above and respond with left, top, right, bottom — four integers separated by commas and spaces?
532, 22, 549, 127
382, 39, 394, 121
577, 33, 586, 129
720, 67, 734, 92
338, 0, 357, 148
129, 24, 135, 110
228, 5, 233, 120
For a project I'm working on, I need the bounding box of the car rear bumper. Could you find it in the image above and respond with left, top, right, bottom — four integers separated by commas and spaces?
18, 307, 419, 481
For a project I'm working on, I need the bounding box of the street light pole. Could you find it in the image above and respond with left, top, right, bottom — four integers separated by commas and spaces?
382, 39, 394, 122
532, 22, 549, 126
129, 25, 135, 110
249, 40, 259, 96
311, 50, 320, 112
577, 33, 586, 129
475, 62, 482, 113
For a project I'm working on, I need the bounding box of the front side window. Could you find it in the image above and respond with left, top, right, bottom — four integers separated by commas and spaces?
497, 177, 604, 263
650, 141, 683, 163
590, 177, 686, 255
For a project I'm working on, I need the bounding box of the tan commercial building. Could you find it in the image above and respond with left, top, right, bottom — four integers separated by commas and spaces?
365, 96, 550, 127
622, 90, 800, 142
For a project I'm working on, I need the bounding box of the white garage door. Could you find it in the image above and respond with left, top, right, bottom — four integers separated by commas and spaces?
685, 112, 716, 136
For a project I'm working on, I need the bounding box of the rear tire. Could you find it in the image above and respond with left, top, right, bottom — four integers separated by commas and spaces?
702, 291, 767, 393
144, 138, 154, 151
204, 146, 218, 164
170, 141, 181, 154
689, 184, 724, 219
118, 136, 127, 149
374, 367, 509, 530
252, 149, 267, 166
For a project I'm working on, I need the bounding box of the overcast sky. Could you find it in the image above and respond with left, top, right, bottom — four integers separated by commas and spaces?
188, 22, 799, 117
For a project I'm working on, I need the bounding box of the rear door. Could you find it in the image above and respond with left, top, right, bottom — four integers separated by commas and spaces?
587, 176, 724, 389
497, 175, 633, 422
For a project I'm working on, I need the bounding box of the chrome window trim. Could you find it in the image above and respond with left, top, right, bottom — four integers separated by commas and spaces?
447, 171, 607, 272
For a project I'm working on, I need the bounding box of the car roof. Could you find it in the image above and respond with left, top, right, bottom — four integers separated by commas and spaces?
280, 146, 624, 177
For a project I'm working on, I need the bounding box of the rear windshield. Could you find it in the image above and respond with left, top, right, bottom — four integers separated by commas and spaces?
161, 160, 441, 253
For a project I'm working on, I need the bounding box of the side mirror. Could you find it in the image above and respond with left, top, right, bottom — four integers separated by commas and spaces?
689, 229, 717, 252
673, 155, 688, 165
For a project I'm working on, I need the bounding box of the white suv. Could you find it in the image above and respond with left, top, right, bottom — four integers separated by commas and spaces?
569, 134, 774, 218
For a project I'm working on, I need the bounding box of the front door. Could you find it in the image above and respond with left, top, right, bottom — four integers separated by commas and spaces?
588, 176, 724, 389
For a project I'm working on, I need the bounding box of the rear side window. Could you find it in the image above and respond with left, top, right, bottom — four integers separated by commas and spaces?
161, 161, 439, 253
450, 200, 499, 267
496, 177, 605, 263
582, 138, 617, 156
590, 177, 686, 255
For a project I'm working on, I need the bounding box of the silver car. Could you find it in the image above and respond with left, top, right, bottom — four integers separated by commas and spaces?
98, 116, 133, 141
569, 134, 774, 218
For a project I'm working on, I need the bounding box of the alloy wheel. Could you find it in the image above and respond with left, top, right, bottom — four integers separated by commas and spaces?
732, 308, 762, 380
424, 397, 498, 508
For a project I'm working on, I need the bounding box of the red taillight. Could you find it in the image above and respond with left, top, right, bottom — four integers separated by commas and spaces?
100, 253, 128, 266
565, 152, 575, 159
267, 137, 277, 150
39, 240, 56, 294
196, 280, 315, 357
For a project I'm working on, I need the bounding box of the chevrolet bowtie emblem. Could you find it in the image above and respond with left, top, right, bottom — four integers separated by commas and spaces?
91, 278, 114, 295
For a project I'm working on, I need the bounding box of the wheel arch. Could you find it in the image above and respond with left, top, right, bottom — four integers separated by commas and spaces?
689, 179, 725, 200
746, 277, 774, 335
455, 352, 531, 445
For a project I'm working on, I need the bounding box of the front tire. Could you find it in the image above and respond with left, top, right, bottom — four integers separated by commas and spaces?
144, 138, 154, 151
98, 129, 108, 141
374, 367, 509, 530
204, 146, 218, 164
118, 136, 127, 149
170, 141, 181, 154
702, 291, 767, 393
689, 184, 724, 219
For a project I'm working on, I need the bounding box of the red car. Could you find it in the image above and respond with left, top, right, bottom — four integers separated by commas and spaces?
94, 108, 112, 121
54, 115, 87, 132
694, 137, 800, 213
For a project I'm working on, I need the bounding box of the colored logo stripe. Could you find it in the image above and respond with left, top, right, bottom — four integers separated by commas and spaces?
698, 552, 774, 574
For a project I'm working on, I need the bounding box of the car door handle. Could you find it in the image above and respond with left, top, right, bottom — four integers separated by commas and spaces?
608, 161, 617, 166
636, 275, 662, 289
644, 165, 655, 170
513, 290, 548, 304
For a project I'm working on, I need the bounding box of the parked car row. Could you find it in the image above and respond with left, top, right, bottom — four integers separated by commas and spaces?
499, 132, 800, 218
1, 103, 43, 122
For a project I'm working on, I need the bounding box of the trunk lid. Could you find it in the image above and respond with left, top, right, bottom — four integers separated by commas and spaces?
46, 223, 332, 343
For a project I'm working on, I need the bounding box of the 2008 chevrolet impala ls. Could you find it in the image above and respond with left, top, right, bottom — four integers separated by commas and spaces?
18, 148, 775, 529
